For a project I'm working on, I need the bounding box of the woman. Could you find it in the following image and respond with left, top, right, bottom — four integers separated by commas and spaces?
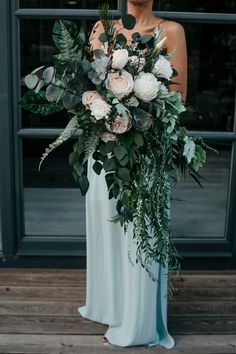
78, 0, 187, 348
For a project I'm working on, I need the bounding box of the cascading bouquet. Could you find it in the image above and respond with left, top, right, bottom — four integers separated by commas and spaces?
18, 5, 217, 294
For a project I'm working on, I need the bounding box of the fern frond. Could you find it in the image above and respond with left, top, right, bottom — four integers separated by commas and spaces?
54, 20, 79, 62
82, 130, 100, 165
38, 115, 79, 171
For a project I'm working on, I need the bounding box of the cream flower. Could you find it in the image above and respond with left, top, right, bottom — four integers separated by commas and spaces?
128, 55, 146, 72
100, 132, 117, 142
133, 72, 161, 102
82, 91, 102, 108
105, 113, 132, 134
111, 49, 129, 70
153, 55, 173, 80
105, 70, 134, 99
90, 99, 111, 120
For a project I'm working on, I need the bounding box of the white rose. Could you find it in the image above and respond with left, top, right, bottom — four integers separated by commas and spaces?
90, 99, 111, 120
105, 113, 132, 134
153, 55, 173, 80
82, 91, 102, 108
100, 132, 117, 142
111, 49, 129, 70
105, 70, 134, 99
128, 55, 146, 72
133, 72, 161, 102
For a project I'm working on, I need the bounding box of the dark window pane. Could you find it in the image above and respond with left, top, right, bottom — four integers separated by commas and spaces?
20, 19, 95, 128
155, 0, 236, 12
171, 142, 231, 239
20, 0, 117, 9
182, 22, 235, 132
20, 20, 236, 131
23, 138, 86, 236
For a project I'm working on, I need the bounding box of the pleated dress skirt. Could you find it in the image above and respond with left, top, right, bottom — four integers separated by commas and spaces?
77, 155, 175, 349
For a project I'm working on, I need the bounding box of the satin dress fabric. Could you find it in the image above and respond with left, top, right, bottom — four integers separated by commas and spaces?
78, 155, 175, 349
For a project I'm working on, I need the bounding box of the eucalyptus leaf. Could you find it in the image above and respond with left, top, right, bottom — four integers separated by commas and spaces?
79, 174, 89, 195
140, 34, 153, 44
24, 73, 39, 89
118, 167, 130, 182
114, 145, 127, 160
116, 33, 127, 44
93, 161, 103, 175
74, 161, 84, 176
62, 92, 81, 109
98, 32, 108, 43
43, 66, 55, 84
122, 14, 136, 30
46, 84, 64, 102
103, 157, 116, 172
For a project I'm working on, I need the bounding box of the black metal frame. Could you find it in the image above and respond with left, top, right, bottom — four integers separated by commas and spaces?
0, 0, 236, 268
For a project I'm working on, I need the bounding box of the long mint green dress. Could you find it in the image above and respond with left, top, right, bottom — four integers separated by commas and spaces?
78, 154, 175, 349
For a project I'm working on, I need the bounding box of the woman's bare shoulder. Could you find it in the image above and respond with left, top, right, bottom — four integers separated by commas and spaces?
154, 17, 185, 37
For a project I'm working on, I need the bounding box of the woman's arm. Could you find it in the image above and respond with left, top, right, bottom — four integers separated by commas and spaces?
164, 21, 188, 103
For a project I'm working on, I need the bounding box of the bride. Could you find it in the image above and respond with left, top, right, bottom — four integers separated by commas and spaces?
78, 0, 187, 348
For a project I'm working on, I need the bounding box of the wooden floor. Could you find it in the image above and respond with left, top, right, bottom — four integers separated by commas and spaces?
0, 268, 235, 353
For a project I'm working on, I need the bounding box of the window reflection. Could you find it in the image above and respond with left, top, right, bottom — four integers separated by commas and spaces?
155, 0, 236, 12
181, 23, 235, 132
23, 138, 86, 236
171, 143, 231, 239
20, 0, 117, 9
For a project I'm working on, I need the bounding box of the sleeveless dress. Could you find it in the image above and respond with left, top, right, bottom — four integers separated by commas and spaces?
77, 155, 175, 349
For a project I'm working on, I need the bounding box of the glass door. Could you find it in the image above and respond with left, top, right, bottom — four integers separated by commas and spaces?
0, 0, 235, 268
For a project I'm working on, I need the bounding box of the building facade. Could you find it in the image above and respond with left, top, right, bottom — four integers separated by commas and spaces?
0, 0, 236, 268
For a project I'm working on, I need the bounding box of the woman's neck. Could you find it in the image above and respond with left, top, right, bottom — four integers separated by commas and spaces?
127, 2, 154, 26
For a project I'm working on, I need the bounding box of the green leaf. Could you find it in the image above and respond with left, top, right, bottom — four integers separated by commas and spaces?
52, 19, 78, 50
74, 161, 84, 176
114, 145, 127, 160
93, 161, 103, 175
118, 167, 130, 181
105, 173, 115, 189
140, 34, 153, 44
112, 183, 120, 198
191, 144, 207, 172
79, 174, 89, 195
119, 155, 129, 166
62, 92, 81, 110
134, 133, 144, 147
116, 33, 127, 44
69, 152, 79, 165
103, 140, 116, 154
132, 32, 141, 41
118, 134, 133, 149
122, 14, 136, 30
98, 32, 108, 43
103, 157, 116, 172
18, 91, 64, 116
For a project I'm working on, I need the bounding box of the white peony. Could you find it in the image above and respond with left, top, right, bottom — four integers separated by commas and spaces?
90, 99, 111, 120
105, 113, 132, 134
100, 132, 117, 142
153, 55, 173, 80
105, 70, 134, 99
133, 72, 161, 102
111, 49, 129, 69
82, 91, 102, 108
